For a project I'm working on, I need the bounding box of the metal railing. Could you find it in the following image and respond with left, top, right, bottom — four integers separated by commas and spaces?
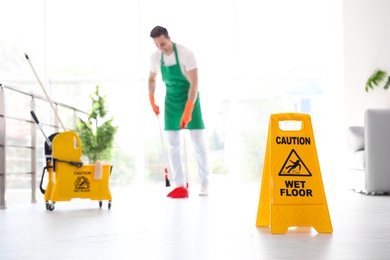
0, 83, 87, 209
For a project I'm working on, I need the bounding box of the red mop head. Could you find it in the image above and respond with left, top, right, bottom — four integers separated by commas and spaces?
167, 186, 188, 198
165, 168, 171, 187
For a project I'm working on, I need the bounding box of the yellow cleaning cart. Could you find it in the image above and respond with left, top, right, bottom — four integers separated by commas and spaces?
26, 54, 113, 211
40, 131, 112, 211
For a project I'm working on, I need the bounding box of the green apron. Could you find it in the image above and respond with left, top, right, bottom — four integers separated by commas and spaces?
161, 43, 205, 130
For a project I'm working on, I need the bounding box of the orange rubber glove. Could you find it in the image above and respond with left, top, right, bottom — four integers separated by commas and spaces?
149, 94, 160, 116
180, 101, 194, 128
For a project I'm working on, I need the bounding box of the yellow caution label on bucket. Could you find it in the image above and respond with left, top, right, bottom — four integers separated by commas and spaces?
256, 113, 332, 234
50, 163, 112, 201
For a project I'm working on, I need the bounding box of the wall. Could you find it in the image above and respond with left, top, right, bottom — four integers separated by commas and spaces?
344, 0, 390, 127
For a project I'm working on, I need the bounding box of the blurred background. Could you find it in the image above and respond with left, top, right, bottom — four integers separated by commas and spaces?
0, 0, 343, 191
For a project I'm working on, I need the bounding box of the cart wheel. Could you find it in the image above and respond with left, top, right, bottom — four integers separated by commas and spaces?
108, 201, 112, 210
48, 203, 55, 211
45, 202, 50, 210
99, 201, 102, 208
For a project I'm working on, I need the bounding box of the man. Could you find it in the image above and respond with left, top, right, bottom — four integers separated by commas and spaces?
148, 25, 209, 196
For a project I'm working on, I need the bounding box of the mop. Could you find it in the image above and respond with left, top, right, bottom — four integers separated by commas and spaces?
157, 115, 171, 187
167, 129, 189, 198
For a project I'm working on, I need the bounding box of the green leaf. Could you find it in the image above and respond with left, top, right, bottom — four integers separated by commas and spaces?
366, 69, 388, 92
384, 76, 390, 90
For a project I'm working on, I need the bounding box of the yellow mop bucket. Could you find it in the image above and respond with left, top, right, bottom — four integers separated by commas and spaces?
256, 113, 332, 234
43, 131, 112, 211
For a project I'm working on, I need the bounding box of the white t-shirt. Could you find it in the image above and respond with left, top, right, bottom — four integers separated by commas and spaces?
150, 43, 197, 79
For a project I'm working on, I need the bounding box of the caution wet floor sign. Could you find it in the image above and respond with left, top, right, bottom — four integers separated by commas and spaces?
256, 113, 333, 234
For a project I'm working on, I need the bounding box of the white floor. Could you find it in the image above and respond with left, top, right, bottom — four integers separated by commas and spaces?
1, 172, 390, 260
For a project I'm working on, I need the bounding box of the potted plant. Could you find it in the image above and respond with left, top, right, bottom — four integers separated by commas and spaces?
77, 85, 118, 163
365, 69, 390, 92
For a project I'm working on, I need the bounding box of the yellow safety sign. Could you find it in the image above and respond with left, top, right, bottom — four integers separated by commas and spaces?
256, 113, 333, 234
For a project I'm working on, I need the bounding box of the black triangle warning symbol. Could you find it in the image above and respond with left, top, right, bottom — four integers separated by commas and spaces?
278, 149, 312, 177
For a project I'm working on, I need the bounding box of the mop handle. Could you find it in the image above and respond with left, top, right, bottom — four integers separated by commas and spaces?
30, 111, 52, 148
158, 116, 168, 164
183, 129, 189, 188
25, 53, 66, 132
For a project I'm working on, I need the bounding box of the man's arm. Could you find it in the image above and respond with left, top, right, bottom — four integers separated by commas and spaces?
148, 71, 160, 115
186, 68, 198, 102
179, 68, 198, 128
148, 71, 157, 94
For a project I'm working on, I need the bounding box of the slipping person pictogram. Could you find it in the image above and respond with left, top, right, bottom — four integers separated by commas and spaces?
285, 159, 301, 174
279, 149, 311, 177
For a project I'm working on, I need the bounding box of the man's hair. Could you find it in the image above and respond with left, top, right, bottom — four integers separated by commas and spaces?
150, 26, 169, 38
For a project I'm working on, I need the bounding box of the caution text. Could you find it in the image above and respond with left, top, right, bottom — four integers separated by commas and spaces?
276, 136, 310, 145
